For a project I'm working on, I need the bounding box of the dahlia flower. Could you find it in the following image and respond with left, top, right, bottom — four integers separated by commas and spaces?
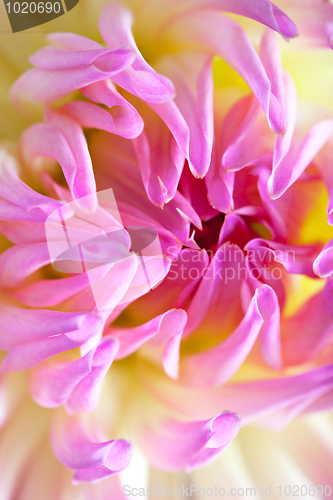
0, 0, 333, 497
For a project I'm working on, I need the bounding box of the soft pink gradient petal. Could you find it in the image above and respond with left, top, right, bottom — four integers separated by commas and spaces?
273, 72, 297, 172
314, 239, 333, 278
132, 107, 185, 207
180, 285, 280, 387
10, 49, 135, 106
140, 411, 240, 472
12, 272, 97, 308
66, 338, 118, 413
157, 52, 214, 178
245, 238, 320, 277
222, 99, 271, 172
1, 332, 97, 372
90, 132, 200, 245
99, 3, 175, 103
62, 100, 143, 140
0, 150, 68, 220
0, 242, 59, 287
184, 243, 244, 336
179, 0, 298, 39
180, 168, 218, 220
30, 46, 130, 71
0, 306, 97, 350
206, 137, 235, 213
46, 108, 97, 210
30, 337, 118, 412
275, 0, 333, 48
20, 119, 97, 212
111, 310, 185, 355
110, 309, 187, 379
51, 415, 133, 484
282, 278, 333, 366
143, 363, 333, 429
268, 119, 333, 199
168, 10, 286, 134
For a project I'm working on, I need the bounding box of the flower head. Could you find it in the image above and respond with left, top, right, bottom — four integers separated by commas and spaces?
1, 0, 333, 496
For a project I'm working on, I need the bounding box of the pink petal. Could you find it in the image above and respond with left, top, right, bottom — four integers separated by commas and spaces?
0, 201, 48, 223
222, 98, 272, 172
29, 337, 117, 411
111, 309, 187, 379
205, 158, 235, 213
30, 46, 129, 70
0, 150, 67, 220
218, 213, 250, 249
181, 285, 280, 387
66, 338, 118, 413
275, 0, 333, 47
316, 147, 333, 226
157, 52, 214, 178
184, 243, 244, 336
140, 411, 240, 472
73, 464, 126, 484
114, 68, 176, 104
179, 168, 218, 221
30, 350, 95, 408
260, 29, 286, 134
167, 10, 287, 134
118, 254, 170, 306
229, 364, 333, 426
148, 100, 190, 163
87, 257, 139, 314
0, 305, 99, 350
314, 239, 333, 278
256, 283, 281, 370
20, 123, 96, 212
245, 238, 320, 278
0, 221, 47, 246
243, 243, 287, 310
282, 278, 333, 366
189, 0, 298, 39
268, 119, 333, 199
45, 109, 97, 211
273, 71, 297, 172
51, 415, 132, 483
99, 3, 175, 103
10, 49, 134, 105
0, 306, 102, 372
132, 108, 185, 207
62, 97, 143, 140
13, 273, 93, 308
0, 242, 54, 287
1, 333, 92, 372
134, 248, 209, 320
143, 363, 333, 428
111, 309, 184, 358
90, 131, 199, 244
10, 50, 133, 108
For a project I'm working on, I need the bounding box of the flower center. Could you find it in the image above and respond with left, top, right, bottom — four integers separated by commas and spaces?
192, 213, 225, 253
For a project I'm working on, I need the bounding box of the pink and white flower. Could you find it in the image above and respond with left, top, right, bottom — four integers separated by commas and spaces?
0, 0, 333, 497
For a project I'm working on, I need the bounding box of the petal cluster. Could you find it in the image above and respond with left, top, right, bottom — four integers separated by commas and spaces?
1, 0, 333, 491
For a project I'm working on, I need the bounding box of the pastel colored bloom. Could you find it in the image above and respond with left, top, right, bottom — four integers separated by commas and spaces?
0, 0, 333, 497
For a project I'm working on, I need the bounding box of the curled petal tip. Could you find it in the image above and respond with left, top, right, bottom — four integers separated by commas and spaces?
272, 4, 299, 39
